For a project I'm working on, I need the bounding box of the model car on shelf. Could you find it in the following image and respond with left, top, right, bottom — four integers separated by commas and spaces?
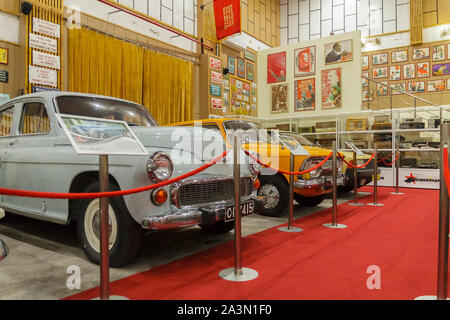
165, 118, 345, 217
0, 92, 265, 267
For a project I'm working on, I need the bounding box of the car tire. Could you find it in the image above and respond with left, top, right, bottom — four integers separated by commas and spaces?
200, 221, 235, 233
294, 194, 324, 207
76, 182, 142, 267
257, 174, 289, 217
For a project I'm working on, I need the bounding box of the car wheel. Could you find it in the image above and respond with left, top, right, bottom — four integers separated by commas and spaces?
257, 174, 289, 216
294, 194, 324, 207
200, 221, 235, 233
76, 182, 142, 267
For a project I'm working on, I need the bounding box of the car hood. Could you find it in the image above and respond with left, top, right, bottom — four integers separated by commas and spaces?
243, 142, 333, 158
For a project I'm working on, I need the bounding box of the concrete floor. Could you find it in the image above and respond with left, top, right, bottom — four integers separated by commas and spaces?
0, 191, 370, 300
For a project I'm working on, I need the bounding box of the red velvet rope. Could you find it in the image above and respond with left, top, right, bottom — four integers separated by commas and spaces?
380, 153, 400, 166
0, 150, 229, 200
244, 149, 333, 175
377, 153, 393, 163
442, 147, 450, 199
337, 152, 375, 169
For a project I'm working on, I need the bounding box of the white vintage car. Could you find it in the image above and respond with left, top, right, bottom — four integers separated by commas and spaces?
0, 92, 265, 266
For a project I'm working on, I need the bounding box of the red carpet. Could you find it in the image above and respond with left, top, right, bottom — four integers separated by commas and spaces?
65, 187, 447, 300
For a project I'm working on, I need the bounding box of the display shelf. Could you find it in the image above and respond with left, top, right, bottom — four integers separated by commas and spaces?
396, 128, 440, 133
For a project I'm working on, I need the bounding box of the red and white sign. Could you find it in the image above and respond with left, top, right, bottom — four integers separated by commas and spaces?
211, 70, 223, 84
33, 50, 60, 70
29, 33, 58, 54
209, 56, 222, 70
213, 0, 241, 40
29, 65, 58, 88
211, 98, 223, 109
33, 17, 61, 38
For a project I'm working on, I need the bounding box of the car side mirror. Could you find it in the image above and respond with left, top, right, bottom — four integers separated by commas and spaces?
0, 238, 8, 262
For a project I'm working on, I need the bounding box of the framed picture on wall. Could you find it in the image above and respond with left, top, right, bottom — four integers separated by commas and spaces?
324, 39, 353, 64
267, 52, 286, 84
372, 67, 388, 79
376, 81, 388, 96
244, 49, 256, 62
294, 78, 315, 111
237, 57, 246, 78
427, 80, 445, 92
412, 47, 430, 60
294, 46, 316, 77
408, 81, 425, 93
246, 62, 254, 81
362, 71, 369, 86
390, 66, 401, 81
372, 53, 388, 65
321, 68, 342, 109
403, 63, 415, 79
432, 63, 450, 76
417, 62, 430, 78
270, 83, 288, 113
432, 44, 445, 61
392, 50, 408, 63
391, 83, 406, 95
362, 90, 374, 101
361, 55, 369, 70
0, 47, 8, 65
227, 56, 235, 75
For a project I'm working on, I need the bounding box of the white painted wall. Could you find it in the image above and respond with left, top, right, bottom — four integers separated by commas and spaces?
0, 11, 20, 44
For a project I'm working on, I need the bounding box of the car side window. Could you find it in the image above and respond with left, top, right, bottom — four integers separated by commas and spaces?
20, 102, 50, 135
201, 124, 221, 132
0, 106, 15, 137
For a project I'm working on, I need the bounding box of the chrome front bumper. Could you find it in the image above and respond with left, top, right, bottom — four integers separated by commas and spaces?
294, 174, 345, 190
141, 195, 266, 230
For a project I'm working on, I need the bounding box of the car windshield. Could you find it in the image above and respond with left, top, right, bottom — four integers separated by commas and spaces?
55, 96, 158, 127
223, 120, 269, 143
268, 131, 315, 146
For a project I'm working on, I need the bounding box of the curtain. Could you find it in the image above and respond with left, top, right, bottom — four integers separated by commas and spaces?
68, 28, 193, 124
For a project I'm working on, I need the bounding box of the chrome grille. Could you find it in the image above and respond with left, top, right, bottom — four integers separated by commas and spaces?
176, 177, 253, 207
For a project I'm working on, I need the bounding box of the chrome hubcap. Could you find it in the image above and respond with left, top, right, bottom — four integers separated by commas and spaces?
84, 200, 118, 253
258, 183, 280, 209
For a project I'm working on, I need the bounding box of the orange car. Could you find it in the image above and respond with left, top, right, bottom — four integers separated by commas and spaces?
166, 118, 345, 216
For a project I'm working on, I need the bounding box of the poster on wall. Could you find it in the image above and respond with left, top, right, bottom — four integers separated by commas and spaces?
244, 49, 256, 62
372, 67, 388, 79
427, 80, 445, 92
408, 81, 425, 93
417, 62, 430, 78
227, 56, 235, 75
246, 62, 254, 81
372, 53, 388, 65
376, 82, 388, 96
237, 57, 245, 78
267, 52, 286, 84
33, 17, 61, 38
29, 33, 58, 54
389, 66, 401, 81
294, 46, 315, 77
412, 47, 430, 60
398, 169, 439, 189
432, 44, 445, 61
361, 55, 369, 70
209, 56, 222, 70
403, 63, 415, 79
0, 47, 8, 65
294, 78, 315, 111
0, 70, 8, 83
392, 50, 408, 63
448, 79, 450, 90
362, 90, 374, 101
432, 63, 450, 76
270, 83, 288, 113
391, 83, 405, 95
211, 98, 223, 110
448, 44, 450, 59
321, 68, 342, 109
32, 50, 61, 70
211, 70, 223, 84
362, 71, 369, 86
324, 39, 352, 64
28, 65, 57, 87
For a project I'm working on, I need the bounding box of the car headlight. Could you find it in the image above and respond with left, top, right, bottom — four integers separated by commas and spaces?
247, 151, 262, 175
303, 158, 323, 179
147, 152, 173, 182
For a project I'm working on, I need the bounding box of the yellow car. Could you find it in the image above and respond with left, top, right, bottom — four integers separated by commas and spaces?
166, 119, 345, 216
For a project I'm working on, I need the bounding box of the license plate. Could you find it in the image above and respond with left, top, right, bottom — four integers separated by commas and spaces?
224, 201, 255, 222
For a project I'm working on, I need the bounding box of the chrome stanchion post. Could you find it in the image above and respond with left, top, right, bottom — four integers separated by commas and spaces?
391, 144, 404, 195
324, 141, 347, 229
349, 151, 364, 207
99, 154, 110, 300
368, 146, 384, 207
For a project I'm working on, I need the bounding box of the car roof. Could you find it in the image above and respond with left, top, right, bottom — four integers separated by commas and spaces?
167, 118, 261, 126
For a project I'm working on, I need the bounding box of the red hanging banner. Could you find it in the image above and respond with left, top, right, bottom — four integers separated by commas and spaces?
213, 0, 241, 40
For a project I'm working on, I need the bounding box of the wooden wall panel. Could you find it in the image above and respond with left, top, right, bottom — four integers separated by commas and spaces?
0, 0, 20, 15
0, 41, 24, 98
423, 0, 450, 27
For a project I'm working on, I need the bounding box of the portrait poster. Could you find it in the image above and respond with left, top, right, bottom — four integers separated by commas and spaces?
372, 67, 388, 79
417, 62, 430, 78
391, 83, 405, 95
0, 47, 8, 65
267, 52, 286, 83
432, 63, 450, 76
237, 57, 245, 78
403, 64, 415, 79
376, 82, 388, 96
246, 62, 254, 81
390, 66, 401, 81
294, 46, 315, 77
294, 78, 315, 111
324, 39, 353, 64
361, 55, 369, 70
427, 80, 445, 92
408, 81, 425, 93
271, 83, 288, 113
432, 44, 445, 61
321, 68, 342, 109
392, 50, 408, 63
362, 71, 369, 87
412, 47, 430, 60
372, 53, 388, 65
228, 56, 235, 75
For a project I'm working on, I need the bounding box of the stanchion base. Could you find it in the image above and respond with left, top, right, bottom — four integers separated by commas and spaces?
219, 267, 259, 282
367, 203, 384, 207
278, 226, 303, 233
348, 202, 365, 206
92, 295, 130, 300
390, 192, 405, 195
414, 295, 449, 300
323, 223, 347, 229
